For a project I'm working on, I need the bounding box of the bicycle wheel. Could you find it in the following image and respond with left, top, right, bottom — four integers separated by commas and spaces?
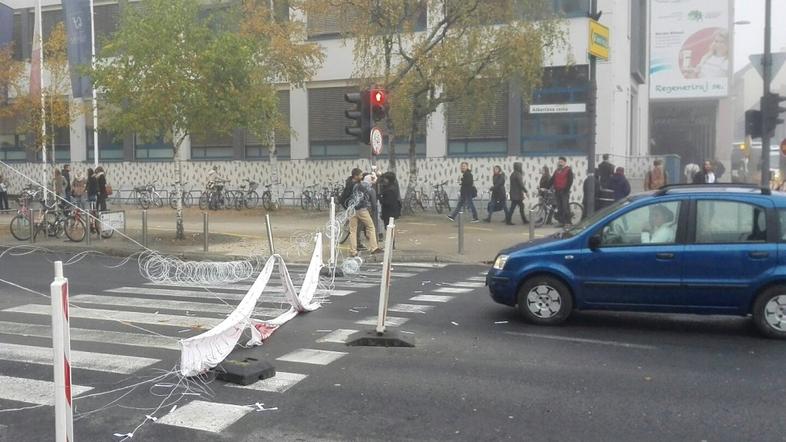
64, 215, 86, 242
139, 193, 151, 210
442, 191, 452, 212
199, 192, 209, 210
182, 192, 193, 208
531, 203, 548, 227
568, 202, 584, 225
234, 193, 244, 210
169, 192, 178, 210
10, 214, 31, 241
339, 220, 351, 244
153, 194, 163, 208
262, 191, 273, 211
300, 192, 309, 210
419, 194, 430, 211
99, 220, 114, 238
434, 194, 446, 214
46, 212, 63, 238
244, 191, 259, 209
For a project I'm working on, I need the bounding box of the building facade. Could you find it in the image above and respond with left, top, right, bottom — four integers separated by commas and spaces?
0, 0, 652, 196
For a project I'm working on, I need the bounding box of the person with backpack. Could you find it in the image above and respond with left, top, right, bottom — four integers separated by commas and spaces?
505, 162, 528, 225
484, 165, 507, 223
348, 168, 380, 257
550, 157, 574, 226
447, 162, 479, 222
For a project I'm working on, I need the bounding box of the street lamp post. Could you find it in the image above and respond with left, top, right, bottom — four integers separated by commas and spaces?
760, 0, 772, 186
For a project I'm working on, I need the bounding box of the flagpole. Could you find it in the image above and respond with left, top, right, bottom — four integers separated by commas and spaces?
89, 0, 99, 167
35, 0, 47, 186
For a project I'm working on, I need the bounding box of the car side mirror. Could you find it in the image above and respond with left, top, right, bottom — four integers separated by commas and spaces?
589, 234, 602, 250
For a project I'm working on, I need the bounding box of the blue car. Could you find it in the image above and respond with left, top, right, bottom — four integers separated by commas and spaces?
487, 184, 786, 338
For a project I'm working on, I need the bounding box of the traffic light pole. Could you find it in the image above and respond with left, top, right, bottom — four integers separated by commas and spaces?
585, 0, 598, 217
761, 0, 772, 186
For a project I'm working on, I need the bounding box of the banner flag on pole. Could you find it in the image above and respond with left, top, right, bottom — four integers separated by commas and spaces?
0, 2, 13, 49
61, 0, 93, 98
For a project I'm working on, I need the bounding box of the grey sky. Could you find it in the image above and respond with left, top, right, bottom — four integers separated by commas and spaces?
733, 0, 786, 72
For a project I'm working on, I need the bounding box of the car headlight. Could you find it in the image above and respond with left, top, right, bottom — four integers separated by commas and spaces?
493, 254, 509, 270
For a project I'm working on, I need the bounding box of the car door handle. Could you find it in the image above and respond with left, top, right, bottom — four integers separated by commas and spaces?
748, 251, 769, 259
655, 253, 675, 260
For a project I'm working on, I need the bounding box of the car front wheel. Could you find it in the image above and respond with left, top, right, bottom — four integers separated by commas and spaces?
753, 286, 786, 339
517, 276, 573, 325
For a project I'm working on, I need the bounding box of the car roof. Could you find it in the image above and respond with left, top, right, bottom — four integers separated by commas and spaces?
644, 184, 786, 207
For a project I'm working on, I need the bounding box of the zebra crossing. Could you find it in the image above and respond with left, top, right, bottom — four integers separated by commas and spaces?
0, 261, 440, 436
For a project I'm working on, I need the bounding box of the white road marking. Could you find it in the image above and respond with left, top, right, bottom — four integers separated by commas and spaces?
70, 294, 287, 318
387, 303, 434, 314
156, 400, 250, 433
467, 276, 487, 281
410, 295, 455, 303
433, 287, 473, 294
0, 320, 180, 350
316, 329, 358, 344
277, 348, 348, 365
5, 304, 223, 329
449, 282, 486, 288
0, 375, 92, 406
393, 263, 448, 269
0, 342, 160, 374
121, 286, 356, 299
503, 331, 658, 350
355, 316, 410, 327
146, 281, 374, 291
229, 371, 307, 393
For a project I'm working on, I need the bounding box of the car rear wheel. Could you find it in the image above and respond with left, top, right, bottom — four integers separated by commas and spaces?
517, 276, 573, 325
753, 286, 786, 339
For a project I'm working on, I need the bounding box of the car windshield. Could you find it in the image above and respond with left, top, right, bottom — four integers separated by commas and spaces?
563, 196, 638, 237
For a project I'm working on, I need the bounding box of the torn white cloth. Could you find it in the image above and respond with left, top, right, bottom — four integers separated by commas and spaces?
179, 234, 323, 376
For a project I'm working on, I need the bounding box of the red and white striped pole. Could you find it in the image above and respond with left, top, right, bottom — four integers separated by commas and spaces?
51, 261, 73, 441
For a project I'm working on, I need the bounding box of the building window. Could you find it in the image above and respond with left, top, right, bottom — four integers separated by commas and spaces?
0, 134, 27, 162
86, 128, 123, 162
552, 0, 589, 18
246, 90, 291, 160
630, 0, 647, 83
522, 65, 590, 154
447, 83, 508, 156
12, 13, 22, 60
134, 135, 173, 161
307, 1, 425, 39
191, 132, 234, 160
309, 86, 362, 158
94, 4, 120, 53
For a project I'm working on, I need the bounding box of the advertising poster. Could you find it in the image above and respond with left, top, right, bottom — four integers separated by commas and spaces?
650, 0, 732, 99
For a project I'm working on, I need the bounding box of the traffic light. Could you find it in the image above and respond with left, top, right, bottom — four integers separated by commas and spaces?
344, 90, 371, 144
762, 92, 786, 138
745, 109, 763, 139
370, 88, 387, 122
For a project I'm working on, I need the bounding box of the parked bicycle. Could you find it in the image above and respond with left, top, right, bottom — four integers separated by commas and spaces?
168, 182, 194, 209
403, 182, 430, 214
432, 181, 451, 214
64, 203, 114, 242
134, 182, 163, 209
199, 179, 230, 210
234, 178, 260, 210
530, 188, 583, 227
300, 184, 319, 211
10, 203, 80, 242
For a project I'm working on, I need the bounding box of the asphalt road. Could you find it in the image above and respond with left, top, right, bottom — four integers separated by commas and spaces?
1, 250, 785, 441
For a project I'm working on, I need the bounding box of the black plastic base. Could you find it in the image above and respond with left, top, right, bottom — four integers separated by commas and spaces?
320, 267, 344, 277
345, 330, 415, 347
213, 351, 276, 385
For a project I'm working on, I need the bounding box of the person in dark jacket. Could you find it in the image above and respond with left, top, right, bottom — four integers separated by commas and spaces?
86, 168, 98, 208
596, 154, 615, 189
447, 162, 479, 222
692, 160, 717, 184
607, 167, 631, 201
538, 166, 551, 191
484, 165, 507, 222
378, 172, 401, 230
506, 162, 528, 225
62, 164, 72, 202
550, 157, 574, 226
95, 166, 108, 211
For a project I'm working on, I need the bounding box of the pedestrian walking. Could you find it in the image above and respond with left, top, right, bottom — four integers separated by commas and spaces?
550, 157, 574, 226
62, 164, 72, 203
644, 159, 668, 190
71, 172, 87, 210
447, 162, 479, 222
362, 173, 382, 238
86, 168, 98, 209
52, 168, 67, 208
693, 160, 716, 184
348, 168, 380, 257
484, 165, 507, 223
607, 167, 631, 201
597, 154, 615, 188
0, 175, 9, 210
378, 172, 401, 230
505, 162, 529, 225
95, 166, 109, 211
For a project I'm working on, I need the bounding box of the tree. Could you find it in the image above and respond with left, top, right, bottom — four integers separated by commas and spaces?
91, 0, 323, 239
307, 0, 566, 201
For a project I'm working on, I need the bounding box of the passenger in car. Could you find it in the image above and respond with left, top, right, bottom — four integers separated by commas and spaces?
647, 205, 676, 243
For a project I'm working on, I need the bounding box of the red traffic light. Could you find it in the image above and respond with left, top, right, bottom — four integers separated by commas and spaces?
371, 89, 385, 106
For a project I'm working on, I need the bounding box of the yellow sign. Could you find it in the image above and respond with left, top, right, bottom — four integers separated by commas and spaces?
589, 20, 610, 60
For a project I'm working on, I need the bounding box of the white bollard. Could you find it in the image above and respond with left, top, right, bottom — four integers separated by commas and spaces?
329, 198, 336, 269
50, 261, 73, 442
376, 218, 396, 335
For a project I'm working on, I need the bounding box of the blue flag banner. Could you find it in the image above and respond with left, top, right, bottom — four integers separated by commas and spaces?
61, 0, 93, 98
0, 2, 13, 49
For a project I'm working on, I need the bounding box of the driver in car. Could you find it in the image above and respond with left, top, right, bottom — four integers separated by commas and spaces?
645, 205, 676, 243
